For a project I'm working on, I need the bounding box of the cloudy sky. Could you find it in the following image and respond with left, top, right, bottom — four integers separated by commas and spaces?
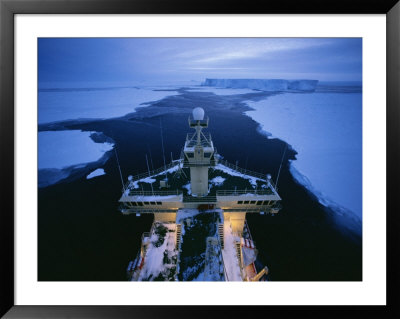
38, 38, 362, 85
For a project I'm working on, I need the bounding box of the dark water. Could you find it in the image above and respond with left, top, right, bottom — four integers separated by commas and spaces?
38, 88, 361, 281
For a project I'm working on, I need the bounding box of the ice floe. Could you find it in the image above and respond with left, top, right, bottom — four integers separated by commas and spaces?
246, 91, 362, 228
39, 86, 179, 124
86, 168, 105, 179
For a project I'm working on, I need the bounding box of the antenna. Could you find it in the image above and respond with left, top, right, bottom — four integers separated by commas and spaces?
146, 154, 154, 195
147, 144, 154, 171
160, 118, 167, 183
275, 144, 287, 190
115, 147, 125, 192
109, 127, 125, 193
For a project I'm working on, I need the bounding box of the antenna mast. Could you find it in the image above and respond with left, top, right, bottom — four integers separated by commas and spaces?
275, 144, 287, 190
146, 154, 154, 195
160, 118, 167, 182
147, 144, 154, 171
115, 147, 125, 192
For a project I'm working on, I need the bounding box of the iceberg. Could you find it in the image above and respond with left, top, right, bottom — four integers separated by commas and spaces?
186, 87, 256, 95
202, 78, 318, 92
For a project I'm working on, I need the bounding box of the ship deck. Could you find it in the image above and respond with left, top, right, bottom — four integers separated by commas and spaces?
221, 218, 243, 281
134, 222, 178, 281
121, 159, 278, 199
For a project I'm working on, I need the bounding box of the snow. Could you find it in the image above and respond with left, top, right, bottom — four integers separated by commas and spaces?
176, 209, 201, 224
130, 195, 181, 201
209, 176, 226, 186
38, 130, 114, 169
221, 219, 243, 281
176, 209, 202, 243
237, 193, 266, 197
245, 92, 362, 224
38, 86, 179, 124
86, 168, 105, 179
182, 183, 192, 195
186, 87, 256, 95
128, 163, 181, 190
202, 79, 318, 92
131, 177, 156, 189
214, 164, 263, 188
138, 223, 177, 281
162, 164, 180, 174
204, 237, 225, 281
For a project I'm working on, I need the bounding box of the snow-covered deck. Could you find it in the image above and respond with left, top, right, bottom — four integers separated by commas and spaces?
221, 218, 243, 281
136, 223, 178, 281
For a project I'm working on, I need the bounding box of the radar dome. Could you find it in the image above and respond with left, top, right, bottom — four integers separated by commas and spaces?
192, 107, 205, 121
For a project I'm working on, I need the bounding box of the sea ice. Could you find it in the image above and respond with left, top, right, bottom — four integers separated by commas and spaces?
38, 86, 179, 124
86, 168, 106, 179
245, 92, 362, 226
39, 130, 114, 170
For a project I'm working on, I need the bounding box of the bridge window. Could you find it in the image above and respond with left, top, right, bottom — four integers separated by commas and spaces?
131, 202, 137, 206
156, 202, 162, 205
186, 152, 194, 158
204, 152, 211, 158
256, 201, 262, 205
243, 201, 249, 204
237, 201, 243, 204
144, 202, 150, 205
137, 202, 143, 206
262, 201, 269, 205
150, 202, 156, 205
250, 201, 256, 204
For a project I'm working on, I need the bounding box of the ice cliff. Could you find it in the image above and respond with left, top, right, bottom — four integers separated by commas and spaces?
202, 78, 319, 92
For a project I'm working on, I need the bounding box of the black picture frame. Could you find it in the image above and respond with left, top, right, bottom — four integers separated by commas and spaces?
1, 0, 399, 318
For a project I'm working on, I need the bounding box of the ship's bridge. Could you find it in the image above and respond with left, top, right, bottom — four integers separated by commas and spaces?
183, 132, 215, 165
119, 107, 282, 227
183, 114, 216, 167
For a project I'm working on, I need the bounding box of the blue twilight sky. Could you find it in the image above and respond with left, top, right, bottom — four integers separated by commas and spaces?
38, 38, 362, 85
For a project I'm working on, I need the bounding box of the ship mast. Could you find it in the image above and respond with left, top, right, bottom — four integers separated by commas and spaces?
183, 107, 215, 197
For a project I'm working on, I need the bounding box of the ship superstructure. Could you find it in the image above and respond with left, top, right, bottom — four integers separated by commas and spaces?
120, 108, 281, 281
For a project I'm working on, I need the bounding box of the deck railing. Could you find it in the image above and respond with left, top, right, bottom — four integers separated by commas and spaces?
185, 132, 213, 148
128, 190, 183, 197
122, 155, 277, 194
182, 196, 217, 203
120, 206, 179, 214
122, 160, 182, 192
217, 160, 266, 181
182, 159, 218, 167
216, 189, 274, 196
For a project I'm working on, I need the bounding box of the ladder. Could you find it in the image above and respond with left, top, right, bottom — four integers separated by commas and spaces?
176, 224, 182, 249
235, 242, 242, 267
218, 223, 224, 249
